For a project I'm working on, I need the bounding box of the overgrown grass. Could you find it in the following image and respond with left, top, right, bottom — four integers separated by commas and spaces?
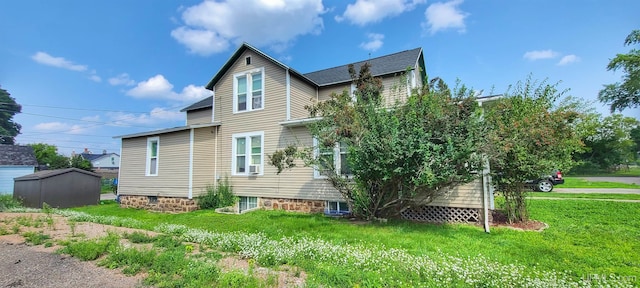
22, 231, 51, 245
561, 177, 640, 189
63, 200, 640, 286
58, 232, 120, 261
0, 195, 22, 211
529, 192, 640, 200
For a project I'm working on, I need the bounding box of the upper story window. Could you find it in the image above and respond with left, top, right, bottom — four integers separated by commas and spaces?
233, 68, 264, 113
146, 137, 159, 176
313, 139, 352, 179
232, 131, 264, 176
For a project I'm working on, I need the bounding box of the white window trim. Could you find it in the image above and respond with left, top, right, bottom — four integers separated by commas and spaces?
231, 131, 265, 176
238, 196, 259, 213
232, 67, 265, 114
313, 138, 351, 179
325, 200, 350, 214
145, 136, 159, 176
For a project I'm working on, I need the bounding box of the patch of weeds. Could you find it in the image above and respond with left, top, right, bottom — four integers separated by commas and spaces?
68, 220, 77, 237
59, 233, 119, 261
151, 250, 188, 274
22, 231, 51, 245
16, 216, 34, 227
0, 226, 8, 235
11, 224, 20, 234
42, 203, 55, 229
217, 270, 261, 288
0, 195, 22, 211
44, 241, 53, 248
153, 234, 183, 249
124, 231, 154, 243
100, 247, 156, 275
197, 177, 237, 210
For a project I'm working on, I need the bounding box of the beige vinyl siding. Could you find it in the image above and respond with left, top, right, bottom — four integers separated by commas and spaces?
290, 76, 316, 120
317, 83, 350, 102
186, 108, 212, 125
118, 131, 190, 197
192, 127, 216, 197
381, 75, 409, 107
427, 179, 483, 209
207, 50, 343, 201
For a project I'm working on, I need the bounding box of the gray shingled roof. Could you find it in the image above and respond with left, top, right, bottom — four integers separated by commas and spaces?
0, 145, 38, 166
181, 96, 213, 112
304, 47, 423, 86
182, 45, 424, 112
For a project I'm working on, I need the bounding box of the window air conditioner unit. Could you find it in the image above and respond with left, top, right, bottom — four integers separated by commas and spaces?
249, 164, 260, 175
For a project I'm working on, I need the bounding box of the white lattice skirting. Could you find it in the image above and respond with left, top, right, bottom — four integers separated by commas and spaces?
401, 206, 480, 223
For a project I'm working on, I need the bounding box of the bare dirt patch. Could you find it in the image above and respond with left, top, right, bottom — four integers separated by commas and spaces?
0, 212, 307, 287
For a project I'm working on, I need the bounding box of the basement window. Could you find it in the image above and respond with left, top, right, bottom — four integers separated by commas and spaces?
326, 201, 350, 215
148, 196, 158, 204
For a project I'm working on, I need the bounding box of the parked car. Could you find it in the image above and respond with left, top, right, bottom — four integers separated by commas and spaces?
526, 170, 564, 192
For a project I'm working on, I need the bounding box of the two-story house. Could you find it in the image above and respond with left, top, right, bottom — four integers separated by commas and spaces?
115, 43, 493, 223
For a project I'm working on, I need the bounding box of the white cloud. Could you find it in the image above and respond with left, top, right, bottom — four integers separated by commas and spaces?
107, 107, 184, 127
360, 33, 385, 51
88, 74, 102, 82
126, 74, 210, 102
33, 122, 91, 135
523, 49, 559, 61
31, 52, 88, 71
337, 0, 425, 26
171, 0, 326, 56
557, 54, 580, 66
423, 0, 469, 34
108, 73, 135, 86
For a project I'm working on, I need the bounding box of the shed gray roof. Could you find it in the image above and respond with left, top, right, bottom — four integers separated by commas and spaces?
303, 47, 423, 86
14, 168, 100, 181
0, 145, 38, 166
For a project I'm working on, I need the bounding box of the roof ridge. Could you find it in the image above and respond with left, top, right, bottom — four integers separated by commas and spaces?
304, 47, 421, 75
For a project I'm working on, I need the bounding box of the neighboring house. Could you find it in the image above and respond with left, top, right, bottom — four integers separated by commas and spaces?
79, 149, 120, 170
0, 144, 37, 194
116, 43, 494, 222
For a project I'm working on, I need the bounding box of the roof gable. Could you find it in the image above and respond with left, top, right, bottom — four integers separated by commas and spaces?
0, 145, 38, 166
205, 42, 314, 91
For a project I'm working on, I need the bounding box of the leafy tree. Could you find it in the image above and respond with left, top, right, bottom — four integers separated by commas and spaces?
598, 30, 640, 112
484, 78, 583, 222
29, 143, 70, 169
0, 86, 22, 144
575, 114, 639, 170
70, 155, 93, 171
271, 64, 485, 220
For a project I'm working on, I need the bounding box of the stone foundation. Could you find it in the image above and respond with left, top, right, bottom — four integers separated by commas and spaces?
119, 195, 198, 213
260, 197, 325, 213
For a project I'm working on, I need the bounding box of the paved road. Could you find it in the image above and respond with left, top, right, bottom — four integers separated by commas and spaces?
578, 176, 640, 185
554, 188, 640, 194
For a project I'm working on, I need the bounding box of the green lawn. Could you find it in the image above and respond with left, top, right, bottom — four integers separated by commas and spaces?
560, 176, 640, 189
67, 199, 640, 286
529, 192, 640, 200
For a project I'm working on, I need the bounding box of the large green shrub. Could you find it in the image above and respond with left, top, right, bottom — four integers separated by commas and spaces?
197, 177, 237, 210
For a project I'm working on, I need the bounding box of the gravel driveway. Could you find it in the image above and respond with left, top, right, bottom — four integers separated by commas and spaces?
0, 242, 144, 288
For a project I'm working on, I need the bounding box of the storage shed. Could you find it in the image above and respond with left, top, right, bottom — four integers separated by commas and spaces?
13, 168, 101, 208
0, 145, 37, 194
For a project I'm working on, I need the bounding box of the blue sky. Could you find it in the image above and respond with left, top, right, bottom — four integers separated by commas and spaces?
1, 0, 638, 155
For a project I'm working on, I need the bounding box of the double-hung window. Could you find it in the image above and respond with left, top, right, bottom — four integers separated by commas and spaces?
313, 139, 352, 178
234, 68, 264, 113
232, 131, 264, 176
146, 137, 159, 176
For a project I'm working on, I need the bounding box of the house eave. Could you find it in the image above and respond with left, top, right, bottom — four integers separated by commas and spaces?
279, 117, 322, 127
114, 122, 222, 139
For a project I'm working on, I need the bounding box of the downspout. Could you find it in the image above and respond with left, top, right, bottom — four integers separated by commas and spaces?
286, 68, 291, 120
214, 126, 219, 185
482, 157, 490, 233
116, 140, 122, 197
478, 101, 490, 233
188, 128, 194, 199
